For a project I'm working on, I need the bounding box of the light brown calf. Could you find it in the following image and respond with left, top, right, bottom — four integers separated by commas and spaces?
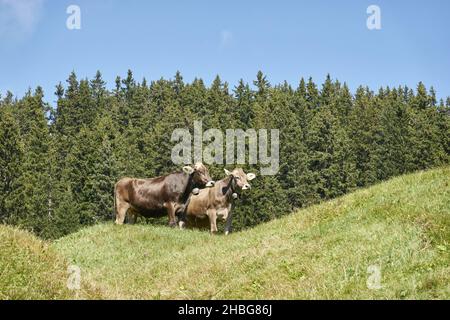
183, 168, 256, 234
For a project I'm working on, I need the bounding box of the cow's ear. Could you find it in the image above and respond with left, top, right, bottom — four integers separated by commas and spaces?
224, 169, 232, 176
183, 166, 195, 174
247, 173, 256, 181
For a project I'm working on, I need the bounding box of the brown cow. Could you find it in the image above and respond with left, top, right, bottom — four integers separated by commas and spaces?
182, 168, 256, 234
114, 163, 214, 227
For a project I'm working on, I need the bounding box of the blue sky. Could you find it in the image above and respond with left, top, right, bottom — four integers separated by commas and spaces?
1, 0, 449, 105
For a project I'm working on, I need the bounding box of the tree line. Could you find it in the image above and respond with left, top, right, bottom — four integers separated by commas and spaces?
0, 70, 449, 239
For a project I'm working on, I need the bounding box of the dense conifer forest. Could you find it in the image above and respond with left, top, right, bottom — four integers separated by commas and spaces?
1, 70, 448, 238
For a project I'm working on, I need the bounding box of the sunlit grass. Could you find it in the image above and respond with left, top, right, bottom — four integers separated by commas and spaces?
52, 167, 449, 299
0, 226, 101, 299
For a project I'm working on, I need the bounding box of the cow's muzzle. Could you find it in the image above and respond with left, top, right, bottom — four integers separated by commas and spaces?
206, 180, 215, 187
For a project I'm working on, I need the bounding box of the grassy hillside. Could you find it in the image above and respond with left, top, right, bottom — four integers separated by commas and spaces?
0, 225, 100, 299
52, 167, 449, 299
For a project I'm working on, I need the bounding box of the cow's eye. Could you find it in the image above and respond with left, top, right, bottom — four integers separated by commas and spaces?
235, 176, 240, 180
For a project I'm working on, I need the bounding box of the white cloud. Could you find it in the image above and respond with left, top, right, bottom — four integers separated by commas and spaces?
0, 0, 44, 41
220, 30, 233, 49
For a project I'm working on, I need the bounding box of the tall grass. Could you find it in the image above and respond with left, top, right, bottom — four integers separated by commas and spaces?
0, 226, 100, 299
52, 167, 449, 299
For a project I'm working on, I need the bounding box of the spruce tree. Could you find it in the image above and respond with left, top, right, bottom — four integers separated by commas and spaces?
348, 86, 378, 186
7, 88, 53, 237
0, 105, 23, 223
233, 79, 254, 127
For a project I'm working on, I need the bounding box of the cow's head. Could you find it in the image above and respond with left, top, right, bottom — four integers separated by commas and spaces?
183, 162, 215, 188
224, 168, 256, 191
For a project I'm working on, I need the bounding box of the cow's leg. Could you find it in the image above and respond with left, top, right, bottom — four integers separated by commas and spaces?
165, 202, 177, 227
208, 209, 218, 234
115, 194, 130, 224
115, 199, 130, 225
126, 208, 138, 224
224, 210, 233, 235
174, 205, 186, 229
